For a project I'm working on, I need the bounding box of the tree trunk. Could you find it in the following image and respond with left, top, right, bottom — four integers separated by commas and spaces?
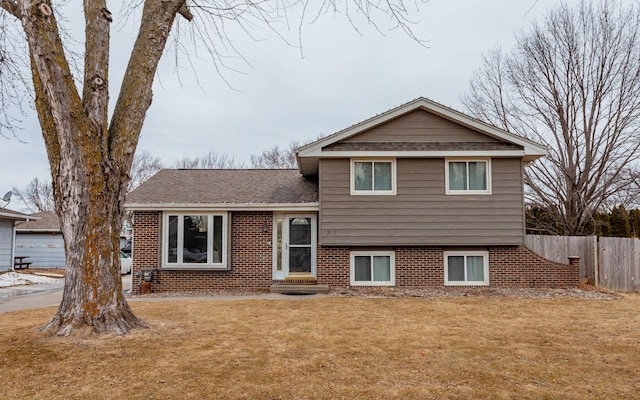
42, 205, 146, 335
41, 121, 146, 336
7, 0, 187, 335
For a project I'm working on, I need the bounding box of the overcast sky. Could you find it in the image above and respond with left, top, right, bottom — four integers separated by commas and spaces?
0, 0, 604, 209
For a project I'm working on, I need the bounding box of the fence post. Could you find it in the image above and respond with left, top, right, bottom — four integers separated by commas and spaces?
568, 256, 580, 283
592, 236, 599, 287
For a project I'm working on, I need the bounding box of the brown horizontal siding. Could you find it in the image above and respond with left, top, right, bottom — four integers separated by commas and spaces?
319, 158, 525, 246
320, 197, 524, 206
342, 109, 500, 143
321, 213, 522, 223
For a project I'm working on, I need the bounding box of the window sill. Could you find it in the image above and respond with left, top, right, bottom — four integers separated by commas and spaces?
161, 264, 230, 271
350, 191, 397, 196
350, 281, 395, 287
445, 191, 492, 195
445, 281, 489, 286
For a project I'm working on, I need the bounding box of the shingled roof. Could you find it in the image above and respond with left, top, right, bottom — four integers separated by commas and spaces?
125, 169, 319, 210
15, 211, 60, 231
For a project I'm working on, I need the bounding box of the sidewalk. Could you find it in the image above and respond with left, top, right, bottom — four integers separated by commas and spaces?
0, 281, 64, 313
0, 274, 131, 314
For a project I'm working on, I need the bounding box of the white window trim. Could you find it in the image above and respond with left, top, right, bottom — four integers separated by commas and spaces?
350, 251, 396, 286
444, 250, 489, 286
444, 158, 492, 195
162, 212, 228, 270
272, 214, 318, 280
350, 158, 397, 195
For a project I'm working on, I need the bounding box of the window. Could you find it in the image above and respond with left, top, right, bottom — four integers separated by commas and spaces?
350, 251, 395, 286
351, 159, 396, 195
444, 251, 489, 286
163, 212, 227, 269
446, 159, 491, 194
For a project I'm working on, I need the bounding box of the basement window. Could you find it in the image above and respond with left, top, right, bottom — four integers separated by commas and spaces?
444, 251, 489, 286
350, 251, 395, 286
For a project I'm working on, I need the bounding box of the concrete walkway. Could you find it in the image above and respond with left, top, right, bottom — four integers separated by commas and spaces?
0, 287, 64, 313
0, 274, 130, 314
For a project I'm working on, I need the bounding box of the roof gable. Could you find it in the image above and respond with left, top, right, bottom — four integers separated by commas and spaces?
340, 109, 500, 144
297, 97, 547, 175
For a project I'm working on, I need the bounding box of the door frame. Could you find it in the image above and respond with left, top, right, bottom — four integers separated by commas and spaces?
272, 213, 317, 280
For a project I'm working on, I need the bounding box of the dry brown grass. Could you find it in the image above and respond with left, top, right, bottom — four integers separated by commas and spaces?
1, 295, 639, 399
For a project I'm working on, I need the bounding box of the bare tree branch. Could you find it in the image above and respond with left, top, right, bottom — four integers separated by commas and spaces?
462, 1, 640, 235
0, 0, 21, 19
173, 150, 241, 169
250, 141, 299, 169
12, 177, 54, 213
128, 150, 165, 192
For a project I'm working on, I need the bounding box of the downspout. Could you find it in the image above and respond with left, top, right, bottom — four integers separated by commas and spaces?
10, 220, 16, 272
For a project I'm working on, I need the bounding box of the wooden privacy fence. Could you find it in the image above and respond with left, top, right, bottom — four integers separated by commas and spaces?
525, 234, 640, 292
598, 237, 640, 292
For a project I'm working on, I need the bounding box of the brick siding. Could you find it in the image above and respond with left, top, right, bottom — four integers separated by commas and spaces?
132, 211, 579, 293
132, 211, 273, 294
489, 246, 579, 288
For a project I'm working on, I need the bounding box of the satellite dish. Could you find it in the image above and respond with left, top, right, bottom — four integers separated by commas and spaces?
1, 191, 11, 206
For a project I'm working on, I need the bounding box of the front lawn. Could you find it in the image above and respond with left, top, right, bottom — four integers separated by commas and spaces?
1, 295, 639, 399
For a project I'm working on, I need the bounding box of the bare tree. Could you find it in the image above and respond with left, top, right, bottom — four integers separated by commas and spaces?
128, 150, 164, 192
12, 177, 54, 213
0, 1, 424, 335
173, 150, 240, 169
462, 1, 640, 236
250, 141, 299, 169
13, 151, 163, 213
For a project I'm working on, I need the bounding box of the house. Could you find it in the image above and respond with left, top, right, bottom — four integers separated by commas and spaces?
0, 208, 33, 272
15, 211, 65, 269
125, 97, 580, 294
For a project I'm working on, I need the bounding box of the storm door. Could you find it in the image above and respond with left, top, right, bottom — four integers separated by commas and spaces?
273, 214, 316, 280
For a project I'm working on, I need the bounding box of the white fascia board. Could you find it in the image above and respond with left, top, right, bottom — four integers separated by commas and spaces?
419, 101, 548, 156
304, 150, 527, 158
125, 202, 320, 212
0, 211, 33, 221
16, 228, 61, 233
297, 99, 427, 156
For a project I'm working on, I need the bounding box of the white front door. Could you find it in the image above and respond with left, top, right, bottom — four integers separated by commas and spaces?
273, 214, 316, 280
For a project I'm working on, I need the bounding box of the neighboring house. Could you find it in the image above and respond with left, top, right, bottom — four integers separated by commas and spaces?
15, 211, 65, 269
0, 208, 32, 272
125, 97, 580, 294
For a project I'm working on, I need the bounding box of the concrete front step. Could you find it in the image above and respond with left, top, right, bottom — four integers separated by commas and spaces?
270, 283, 330, 295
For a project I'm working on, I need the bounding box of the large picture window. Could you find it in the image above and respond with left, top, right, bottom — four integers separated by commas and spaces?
444, 251, 489, 286
446, 159, 491, 194
350, 251, 395, 286
163, 212, 227, 269
351, 159, 396, 195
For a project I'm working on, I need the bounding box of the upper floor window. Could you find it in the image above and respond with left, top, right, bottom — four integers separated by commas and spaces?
163, 212, 228, 269
351, 159, 396, 195
446, 159, 491, 194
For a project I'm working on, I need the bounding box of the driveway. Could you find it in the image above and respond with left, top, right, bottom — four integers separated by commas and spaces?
0, 274, 132, 313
